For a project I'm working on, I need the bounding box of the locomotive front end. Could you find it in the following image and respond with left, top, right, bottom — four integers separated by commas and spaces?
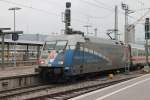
37, 40, 68, 79
36, 34, 85, 81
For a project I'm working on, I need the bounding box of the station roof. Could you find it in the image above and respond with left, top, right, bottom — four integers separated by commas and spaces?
0, 38, 43, 45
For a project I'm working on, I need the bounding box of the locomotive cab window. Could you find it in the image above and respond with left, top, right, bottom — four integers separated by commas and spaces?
43, 41, 56, 50
43, 40, 68, 51
55, 40, 68, 51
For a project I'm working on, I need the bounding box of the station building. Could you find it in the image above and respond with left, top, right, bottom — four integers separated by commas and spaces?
0, 34, 47, 66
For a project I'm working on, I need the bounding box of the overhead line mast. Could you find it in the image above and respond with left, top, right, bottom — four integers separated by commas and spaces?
121, 3, 134, 43
114, 6, 118, 41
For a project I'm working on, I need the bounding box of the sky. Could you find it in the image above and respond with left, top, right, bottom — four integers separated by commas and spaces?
0, 0, 150, 41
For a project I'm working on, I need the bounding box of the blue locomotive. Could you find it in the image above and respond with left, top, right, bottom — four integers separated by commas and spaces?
37, 34, 132, 81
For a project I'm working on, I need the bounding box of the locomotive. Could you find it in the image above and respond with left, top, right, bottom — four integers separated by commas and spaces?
36, 34, 144, 81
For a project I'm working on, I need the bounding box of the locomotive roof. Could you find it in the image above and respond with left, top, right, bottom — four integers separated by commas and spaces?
46, 34, 123, 46
46, 34, 85, 45
86, 36, 123, 45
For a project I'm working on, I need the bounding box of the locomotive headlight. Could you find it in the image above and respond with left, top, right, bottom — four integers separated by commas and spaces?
58, 61, 64, 64
48, 64, 52, 66
39, 60, 45, 64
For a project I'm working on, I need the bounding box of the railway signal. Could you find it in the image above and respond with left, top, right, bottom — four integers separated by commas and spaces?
66, 2, 71, 8
12, 33, 19, 41
65, 9, 71, 26
144, 18, 150, 70
145, 18, 150, 39
4, 31, 23, 41
65, 2, 71, 34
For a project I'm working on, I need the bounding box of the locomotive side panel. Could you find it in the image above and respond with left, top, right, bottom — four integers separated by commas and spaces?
71, 42, 127, 75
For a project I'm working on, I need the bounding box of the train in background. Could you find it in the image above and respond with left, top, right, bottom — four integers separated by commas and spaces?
130, 43, 148, 66
36, 34, 148, 81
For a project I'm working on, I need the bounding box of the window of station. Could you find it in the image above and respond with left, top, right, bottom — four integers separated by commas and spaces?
0, 43, 42, 66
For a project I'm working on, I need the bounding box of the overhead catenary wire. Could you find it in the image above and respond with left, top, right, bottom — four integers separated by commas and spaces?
93, 0, 114, 9
0, 0, 142, 28
1, 0, 143, 22
0, 0, 59, 16
0, 0, 91, 25
81, 0, 113, 12
80, 0, 136, 20
87, 12, 114, 19
0, 0, 134, 23
35, 0, 113, 21
131, 8, 150, 25
43, 0, 64, 7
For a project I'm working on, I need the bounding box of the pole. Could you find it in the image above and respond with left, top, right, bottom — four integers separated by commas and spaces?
94, 28, 97, 37
1, 33, 5, 68
125, 8, 128, 43
122, 3, 134, 43
121, 3, 130, 73
121, 3, 129, 43
83, 25, 92, 35
146, 39, 149, 66
125, 11, 130, 73
13, 10, 17, 67
14, 10, 16, 31
65, 18, 68, 34
86, 26, 89, 34
144, 18, 150, 72
9, 7, 21, 67
145, 18, 149, 66
114, 6, 118, 40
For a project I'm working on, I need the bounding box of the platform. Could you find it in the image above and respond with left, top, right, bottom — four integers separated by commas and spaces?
0, 65, 37, 78
71, 73, 150, 100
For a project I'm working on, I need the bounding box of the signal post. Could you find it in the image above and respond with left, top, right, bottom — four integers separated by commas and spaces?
144, 18, 150, 72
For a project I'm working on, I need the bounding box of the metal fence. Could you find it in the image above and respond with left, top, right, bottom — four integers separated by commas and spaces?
0, 42, 42, 67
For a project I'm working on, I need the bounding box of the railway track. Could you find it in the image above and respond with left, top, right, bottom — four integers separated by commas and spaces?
0, 84, 54, 99
29, 77, 136, 100
0, 71, 143, 100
